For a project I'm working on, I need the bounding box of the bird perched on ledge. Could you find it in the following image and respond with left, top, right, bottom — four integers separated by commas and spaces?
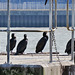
65, 39, 75, 55
6, 33, 16, 53
35, 32, 48, 53
15, 34, 28, 55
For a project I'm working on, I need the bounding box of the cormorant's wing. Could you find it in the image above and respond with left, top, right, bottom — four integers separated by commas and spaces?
10, 39, 16, 50
17, 39, 27, 53
36, 37, 48, 53
65, 38, 75, 54
65, 39, 71, 53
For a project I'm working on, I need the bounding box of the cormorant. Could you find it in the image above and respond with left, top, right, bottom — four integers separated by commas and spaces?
15, 34, 28, 55
6, 33, 16, 53
45, 0, 54, 5
45, 0, 48, 5
35, 32, 48, 53
65, 39, 75, 55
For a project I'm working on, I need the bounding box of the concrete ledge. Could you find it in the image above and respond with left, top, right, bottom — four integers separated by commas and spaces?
0, 64, 43, 75
0, 64, 75, 75
0, 54, 74, 75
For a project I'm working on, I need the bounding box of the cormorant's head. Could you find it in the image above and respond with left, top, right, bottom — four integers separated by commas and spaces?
11, 33, 15, 38
43, 32, 47, 37
24, 34, 27, 39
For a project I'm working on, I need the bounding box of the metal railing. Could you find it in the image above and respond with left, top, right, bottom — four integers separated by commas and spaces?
6, 0, 75, 64
6, 0, 57, 64
7, 0, 57, 64
4, 0, 75, 64
7, 0, 10, 64
66, 0, 74, 31
49, 0, 57, 62
3, 0, 57, 64
66, 0, 74, 62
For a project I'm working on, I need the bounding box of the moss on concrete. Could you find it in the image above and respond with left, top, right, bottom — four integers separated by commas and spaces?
0, 64, 43, 75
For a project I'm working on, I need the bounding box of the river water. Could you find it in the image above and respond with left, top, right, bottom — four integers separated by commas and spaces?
0, 27, 72, 54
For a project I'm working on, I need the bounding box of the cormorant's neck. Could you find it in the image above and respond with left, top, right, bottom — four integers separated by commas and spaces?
12, 37, 16, 39
24, 37, 27, 40
43, 35, 46, 37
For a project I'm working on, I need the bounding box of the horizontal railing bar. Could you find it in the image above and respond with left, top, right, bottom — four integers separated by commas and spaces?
0, 9, 72, 11
1, 28, 75, 32
0, 29, 55, 32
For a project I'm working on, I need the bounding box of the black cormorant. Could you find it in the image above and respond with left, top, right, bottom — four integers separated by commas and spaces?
45, 0, 48, 5
6, 33, 16, 53
35, 32, 48, 53
15, 34, 28, 55
65, 39, 75, 55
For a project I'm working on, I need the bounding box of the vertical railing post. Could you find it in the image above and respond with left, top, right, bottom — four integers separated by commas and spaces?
71, 0, 74, 61
7, 0, 10, 64
49, 0, 53, 63
55, 0, 57, 28
67, 0, 69, 29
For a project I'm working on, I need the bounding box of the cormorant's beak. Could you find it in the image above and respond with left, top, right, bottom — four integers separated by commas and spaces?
45, 0, 48, 5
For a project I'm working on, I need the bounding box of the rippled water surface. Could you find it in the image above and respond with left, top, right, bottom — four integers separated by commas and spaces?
0, 27, 72, 54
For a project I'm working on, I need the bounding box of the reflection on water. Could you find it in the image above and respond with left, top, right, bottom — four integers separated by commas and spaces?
0, 27, 72, 54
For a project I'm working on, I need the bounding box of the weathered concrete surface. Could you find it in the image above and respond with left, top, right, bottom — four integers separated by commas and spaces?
0, 53, 74, 75
0, 64, 43, 75
0, 53, 73, 65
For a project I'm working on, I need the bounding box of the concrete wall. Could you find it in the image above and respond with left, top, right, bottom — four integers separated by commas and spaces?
0, 64, 43, 75
0, 64, 75, 75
